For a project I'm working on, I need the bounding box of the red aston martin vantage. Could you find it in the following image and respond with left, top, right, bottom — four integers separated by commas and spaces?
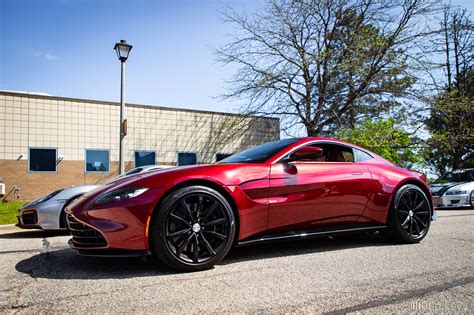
66, 138, 435, 271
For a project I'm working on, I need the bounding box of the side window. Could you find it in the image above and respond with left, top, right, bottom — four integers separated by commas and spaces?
318, 144, 354, 162
354, 149, 373, 162
29, 148, 57, 172
178, 152, 197, 166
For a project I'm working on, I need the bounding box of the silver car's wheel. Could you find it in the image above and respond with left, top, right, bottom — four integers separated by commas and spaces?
60, 195, 82, 229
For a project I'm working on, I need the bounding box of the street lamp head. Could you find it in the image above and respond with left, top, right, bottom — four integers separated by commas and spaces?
114, 40, 133, 62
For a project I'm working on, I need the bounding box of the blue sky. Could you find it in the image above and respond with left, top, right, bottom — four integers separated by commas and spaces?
0, 0, 261, 112
0, 0, 472, 113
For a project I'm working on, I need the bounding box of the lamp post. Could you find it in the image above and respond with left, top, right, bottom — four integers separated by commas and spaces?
114, 40, 133, 175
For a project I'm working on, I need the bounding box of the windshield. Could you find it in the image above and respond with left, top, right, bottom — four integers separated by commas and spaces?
219, 138, 301, 164
434, 169, 474, 184
37, 189, 63, 203
106, 167, 144, 184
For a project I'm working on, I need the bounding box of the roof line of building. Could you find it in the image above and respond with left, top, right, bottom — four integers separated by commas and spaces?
0, 90, 279, 121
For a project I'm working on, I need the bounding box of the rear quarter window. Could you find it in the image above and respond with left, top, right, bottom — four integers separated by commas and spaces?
355, 149, 373, 162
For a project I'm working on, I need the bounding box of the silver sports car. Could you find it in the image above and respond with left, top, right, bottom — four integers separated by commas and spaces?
17, 165, 173, 230
430, 168, 474, 209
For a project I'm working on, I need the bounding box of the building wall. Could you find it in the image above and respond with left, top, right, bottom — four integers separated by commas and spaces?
0, 91, 279, 200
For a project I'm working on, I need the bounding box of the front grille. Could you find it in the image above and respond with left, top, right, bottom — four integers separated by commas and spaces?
66, 213, 107, 248
21, 210, 38, 225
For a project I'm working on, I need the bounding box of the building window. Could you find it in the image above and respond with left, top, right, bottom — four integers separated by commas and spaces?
85, 149, 110, 172
29, 148, 57, 172
177, 152, 197, 166
216, 153, 231, 162
135, 151, 156, 167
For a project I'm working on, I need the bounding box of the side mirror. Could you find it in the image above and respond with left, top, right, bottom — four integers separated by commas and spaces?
286, 146, 324, 162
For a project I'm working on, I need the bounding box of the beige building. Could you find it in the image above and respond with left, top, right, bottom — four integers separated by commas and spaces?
0, 91, 279, 200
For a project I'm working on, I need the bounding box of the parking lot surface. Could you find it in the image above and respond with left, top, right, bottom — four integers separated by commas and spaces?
0, 210, 472, 313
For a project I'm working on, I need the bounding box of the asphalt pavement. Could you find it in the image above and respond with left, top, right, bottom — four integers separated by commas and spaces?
0, 210, 472, 313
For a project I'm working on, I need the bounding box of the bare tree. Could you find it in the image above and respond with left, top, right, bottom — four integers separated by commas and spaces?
425, 5, 473, 173
217, 0, 436, 136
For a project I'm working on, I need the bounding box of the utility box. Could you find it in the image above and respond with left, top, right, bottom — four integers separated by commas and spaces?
0, 182, 5, 197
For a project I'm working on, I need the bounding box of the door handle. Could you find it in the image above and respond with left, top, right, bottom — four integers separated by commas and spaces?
351, 172, 363, 175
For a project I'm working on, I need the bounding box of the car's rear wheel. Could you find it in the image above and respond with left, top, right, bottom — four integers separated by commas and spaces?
150, 186, 236, 272
383, 184, 431, 243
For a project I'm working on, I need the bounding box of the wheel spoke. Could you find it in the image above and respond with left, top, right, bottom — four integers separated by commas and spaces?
201, 201, 219, 223
413, 215, 427, 229
204, 218, 226, 227
176, 233, 194, 257
413, 200, 425, 212
196, 195, 204, 219
200, 233, 216, 257
407, 191, 414, 209
202, 230, 226, 240
409, 218, 413, 235
167, 228, 191, 240
416, 211, 430, 215
401, 215, 410, 227
192, 234, 200, 263
170, 213, 191, 226
412, 191, 418, 209
180, 199, 195, 221
412, 218, 420, 235
400, 198, 410, 210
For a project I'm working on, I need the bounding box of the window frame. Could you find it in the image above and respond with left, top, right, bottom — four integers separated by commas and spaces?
28, 147, 58, 173
177, 152, 198, 166
276, 141, 357, 164
84, 149, 111, 173
134, 150, 157, 168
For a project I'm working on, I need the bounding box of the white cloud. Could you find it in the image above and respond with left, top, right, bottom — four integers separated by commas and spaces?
44, 53, 57, 60
30, 52, 57, 60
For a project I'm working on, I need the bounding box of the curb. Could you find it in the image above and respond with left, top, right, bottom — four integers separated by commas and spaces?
0, 224, 17, 229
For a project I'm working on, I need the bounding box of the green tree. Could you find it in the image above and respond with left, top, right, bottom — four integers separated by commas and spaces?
425, 90, 473, 174
217, 0, 435, 136
337, 119, 423, 168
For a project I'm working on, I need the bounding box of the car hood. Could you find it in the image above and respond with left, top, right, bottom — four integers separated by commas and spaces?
20, 185, 99, 209
103, 163, 271, 190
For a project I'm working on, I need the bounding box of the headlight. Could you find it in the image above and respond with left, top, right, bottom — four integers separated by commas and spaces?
95, 187, 148, 204
445, 190, 467, 195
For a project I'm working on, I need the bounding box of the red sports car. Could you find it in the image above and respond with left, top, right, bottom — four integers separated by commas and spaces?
66, 138, 435, 271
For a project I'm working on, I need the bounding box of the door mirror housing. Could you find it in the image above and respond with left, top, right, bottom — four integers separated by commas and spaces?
285, 146, 324, 162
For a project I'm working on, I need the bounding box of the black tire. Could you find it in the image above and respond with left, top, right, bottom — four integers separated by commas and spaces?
60, 195, 82, 229
382, 184, 432, 243
150, 186, 236, 272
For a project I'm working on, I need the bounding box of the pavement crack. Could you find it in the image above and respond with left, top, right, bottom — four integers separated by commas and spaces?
323, 276, 474, 315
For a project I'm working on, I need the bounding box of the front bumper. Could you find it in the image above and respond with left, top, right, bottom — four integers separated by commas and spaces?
66, 186, 165, 254
17, 208, 40, 229
432, 193, 472, 209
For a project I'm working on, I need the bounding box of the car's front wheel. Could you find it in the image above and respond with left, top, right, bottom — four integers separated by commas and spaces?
150, 186, 236, 272
383, 184, 432, 243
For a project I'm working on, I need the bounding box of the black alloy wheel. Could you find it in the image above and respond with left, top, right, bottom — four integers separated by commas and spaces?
150, 186, 235, 272
383, 184, 432, 243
